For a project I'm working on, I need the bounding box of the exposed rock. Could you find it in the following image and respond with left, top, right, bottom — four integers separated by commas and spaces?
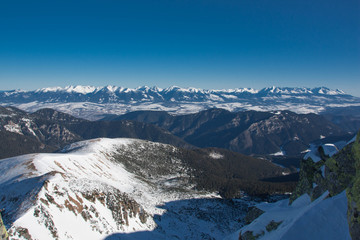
0, 212, 9, 240
244, 207, 264, 225
290, 139, 357, 202
104, 189, 149, 227
238, 219, 282, 239
8, 227, 33, 240
239, 230, 264, 240
81, 188, 149, 229
34, 205, 58, 239
265, 220, 283, 232
347, 133, 360, 239
290, 156, 326, 203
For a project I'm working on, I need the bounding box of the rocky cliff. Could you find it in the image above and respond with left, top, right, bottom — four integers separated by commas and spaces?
290, 131, 360, 239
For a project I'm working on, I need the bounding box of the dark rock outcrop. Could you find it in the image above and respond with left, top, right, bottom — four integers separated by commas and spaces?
290, 131, 360, 239
244, 207, 264, 225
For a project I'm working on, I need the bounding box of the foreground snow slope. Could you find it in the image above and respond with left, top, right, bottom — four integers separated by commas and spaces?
0, 138, 248, 240
227, 191, 351, 240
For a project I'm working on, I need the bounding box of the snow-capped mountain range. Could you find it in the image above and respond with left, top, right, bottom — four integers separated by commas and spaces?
1, 86, 359, 120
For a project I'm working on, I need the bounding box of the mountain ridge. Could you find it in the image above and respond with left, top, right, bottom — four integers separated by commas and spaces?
0, 106, 192, 159
108, 108, 352, 157
0, 106, 354, 162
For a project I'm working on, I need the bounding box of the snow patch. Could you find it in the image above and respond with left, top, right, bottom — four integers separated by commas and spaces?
322, 144, 338, 157
304, 144, 322, 163
320, 165, 326, 178
21, 118, 37, 136
4, 122, 23, 135
270, 149, 285, 156
221, 94, 238, 100
209, 152, 224, 159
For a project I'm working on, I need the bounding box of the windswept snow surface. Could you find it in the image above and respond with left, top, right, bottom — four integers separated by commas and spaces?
227, 191, 351, 240
0, 138, 249, 240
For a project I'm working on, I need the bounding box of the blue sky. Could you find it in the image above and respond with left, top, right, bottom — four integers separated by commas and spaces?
0, 0, 359, 96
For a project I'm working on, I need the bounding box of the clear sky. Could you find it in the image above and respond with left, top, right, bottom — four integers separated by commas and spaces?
0, 0, 359, 96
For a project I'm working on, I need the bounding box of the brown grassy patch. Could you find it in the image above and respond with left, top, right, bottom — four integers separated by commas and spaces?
68, 195, 83, 214
64, 200, 76, 215
40, 198, 49, 206
54, 161, 67, 172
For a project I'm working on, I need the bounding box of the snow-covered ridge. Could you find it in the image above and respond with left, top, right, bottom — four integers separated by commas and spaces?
1, 138, 156, 240
0, 138, 247, 240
